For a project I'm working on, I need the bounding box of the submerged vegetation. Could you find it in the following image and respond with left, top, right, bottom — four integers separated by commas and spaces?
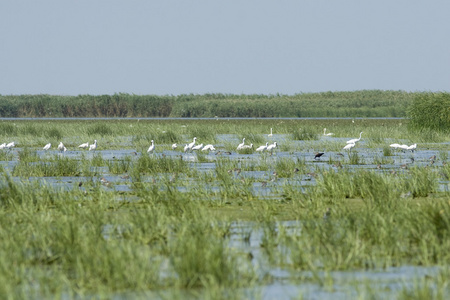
0, 119, 448, 298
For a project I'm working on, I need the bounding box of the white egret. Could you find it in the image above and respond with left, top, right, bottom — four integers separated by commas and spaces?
202, 144, 216, 151
256, 142, 269, 152
267, 142, 278, 152
187, 137, 197, 152
43, 143, 51, 150
389, 143, 400, 149
183, 144, 189, 153
237, 138, 245, 150
323, 128, 334, 136
172, 143, 178, 150
346, 132, 363, 144
268, 128, 273, 137
398, 144, 409, 151
78, 142, 89, 149
5, 142, 15, 149
0, 143, 6, 149
406, 144, 417, 152
57, 142, 65, 152
191, 143, 203, 151
89, 140, 97, 151
241, 143, 253, 150
147, 140, 155, 153
343, 143, 355, 151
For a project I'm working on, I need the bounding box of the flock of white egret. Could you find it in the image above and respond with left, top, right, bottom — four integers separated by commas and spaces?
0, 142, 15, 150
0, 128, 418, 157
389, 143, 417, 151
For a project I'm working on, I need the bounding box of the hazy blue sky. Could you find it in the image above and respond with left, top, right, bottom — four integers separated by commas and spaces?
1, 0, 449, 95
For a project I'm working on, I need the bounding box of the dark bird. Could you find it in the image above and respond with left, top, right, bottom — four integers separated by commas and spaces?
314, 152, 325, 160
333, 162, 343, 169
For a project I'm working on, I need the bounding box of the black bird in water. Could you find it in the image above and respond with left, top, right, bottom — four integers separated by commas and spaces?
314, 152, 325, 160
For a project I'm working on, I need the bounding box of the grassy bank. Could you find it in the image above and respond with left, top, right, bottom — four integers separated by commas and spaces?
0, 90, 415, 118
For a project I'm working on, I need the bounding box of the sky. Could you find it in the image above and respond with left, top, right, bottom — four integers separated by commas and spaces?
1, 0, 449, 96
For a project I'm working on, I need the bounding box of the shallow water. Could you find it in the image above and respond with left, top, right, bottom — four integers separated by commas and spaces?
2, 132, 449, 299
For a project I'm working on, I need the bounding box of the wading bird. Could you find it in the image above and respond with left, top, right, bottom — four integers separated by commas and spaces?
314, 152, 325, 160
268, 128, 273, 137
5, 141, 15, 149
346, 132, 363, 144
241, 143, 253, 150
187, 137, 197, 152
78, 142, 89, 149
89, 140, 97, 151
398, 144, 409, 151
172, 143, 178, 150
201, 144, 216, 151
43, 143, 51, 150
389, 143, 400, 149
266, 142, 278, 152
323, 128, 334, 136
237, 138, 246, 150
191, 143, 203, 151
147, 140, 155, 153
343, 143, 355, 151
57, 142, 65, 152
256, 142, 269, 152
407, 144, 417, 152
183, 144, 189, 153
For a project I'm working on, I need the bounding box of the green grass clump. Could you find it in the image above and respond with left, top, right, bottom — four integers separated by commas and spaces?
292, 128, 318, 141
408, 92, 450, 132
132, 154, 188, 175
87, 123, 113, 136
45, 127, 63, 140
12, 156, 79, 177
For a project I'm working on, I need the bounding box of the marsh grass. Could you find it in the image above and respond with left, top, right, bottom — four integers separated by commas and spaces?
106, 157, 132, 174
383, 146, 392, 156
242, 133, 265, 145
404, 166, 438, 197
275, 157, 306, 178
87, 123, 113, 136
0, 123, 17, 136
133, 153, 189, 175
292, 128, 318, 141
12, 156, 79, 177
372, 155, 394, 165
0, 118, 449, 298
44, 127, 63, 140
348, 152, 362, 165
439, 150, 448, 162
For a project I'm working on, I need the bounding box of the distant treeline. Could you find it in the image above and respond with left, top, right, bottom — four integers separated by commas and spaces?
0, 90, 417, 118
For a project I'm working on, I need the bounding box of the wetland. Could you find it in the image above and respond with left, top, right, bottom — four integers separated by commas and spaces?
0, 118, 449, 299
